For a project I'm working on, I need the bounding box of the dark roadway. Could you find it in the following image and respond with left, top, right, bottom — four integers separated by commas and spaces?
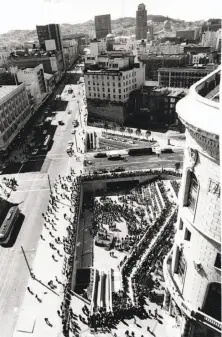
84, 151, 184, 173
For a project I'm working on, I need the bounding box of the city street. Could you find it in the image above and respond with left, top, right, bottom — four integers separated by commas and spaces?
84, 151, 184, 173
0, 71, 86, 337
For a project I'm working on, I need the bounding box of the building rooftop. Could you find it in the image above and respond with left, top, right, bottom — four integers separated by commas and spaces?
0, 85, 19, 101
167, 88, 185, 97
158, 67, 210, 72
176, 67, 220, 136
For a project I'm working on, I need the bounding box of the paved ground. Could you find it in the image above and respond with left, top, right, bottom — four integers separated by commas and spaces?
84, 151, 184, 173
0, 69, 86, 337
0, 66, 185, 337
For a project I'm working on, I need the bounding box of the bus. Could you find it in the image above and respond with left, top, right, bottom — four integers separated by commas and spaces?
42, 135, 51, 151
128, 148, 154, 156
161, 148, 173, 154
0, 206, 20, 244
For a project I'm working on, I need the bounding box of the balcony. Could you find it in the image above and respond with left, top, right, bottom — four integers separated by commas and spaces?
163, 249, 222, 333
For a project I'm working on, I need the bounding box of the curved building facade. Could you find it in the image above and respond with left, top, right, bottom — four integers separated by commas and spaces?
163, 67, 221, 337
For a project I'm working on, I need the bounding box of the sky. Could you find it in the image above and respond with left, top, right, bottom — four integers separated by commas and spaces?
0, 0, 221, 34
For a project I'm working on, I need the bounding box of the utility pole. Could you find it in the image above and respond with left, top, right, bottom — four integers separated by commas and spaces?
48, 174, 52, 194
21, 246, 34, 278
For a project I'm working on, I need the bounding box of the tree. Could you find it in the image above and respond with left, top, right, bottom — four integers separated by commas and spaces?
175, 162, 180, 171
136, 128, 141, 136
104, 121, 109, 131
112, 123, 117, 131
128, 128, 133, 135
145, 130, 151, 138
120, 126, 125, 134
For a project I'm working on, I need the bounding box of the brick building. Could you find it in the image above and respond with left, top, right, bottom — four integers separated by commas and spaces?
138, 54, 189, 81
163, 67, 221, 337
158, 64, 217, 88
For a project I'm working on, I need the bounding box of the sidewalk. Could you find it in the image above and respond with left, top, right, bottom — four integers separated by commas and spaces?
13, 173, 78, 337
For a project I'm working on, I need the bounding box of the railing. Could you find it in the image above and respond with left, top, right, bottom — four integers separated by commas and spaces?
190, 67, 220, 110
163, 249, 222, 333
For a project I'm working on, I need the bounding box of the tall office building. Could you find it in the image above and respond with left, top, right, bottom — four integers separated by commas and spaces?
136, 3, 147, 40
36, 24, 63, 51
163, 67, 221, 337
94, 14, 112, 39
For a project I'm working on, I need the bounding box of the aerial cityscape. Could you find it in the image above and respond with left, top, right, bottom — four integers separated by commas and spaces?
0, 2, 221, 337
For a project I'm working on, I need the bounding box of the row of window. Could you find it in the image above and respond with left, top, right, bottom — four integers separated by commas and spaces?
85, 73, 136, 80
88, 85, 135, 93
87, 79, 136, 86
88, 93, 127, 100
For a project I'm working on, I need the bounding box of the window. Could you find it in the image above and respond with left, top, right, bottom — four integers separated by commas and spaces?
93, 87, 95, 91
177, 249, 186, 283
113, 89, 115, 93
113, 76, 115, 80
184, 228, 191, 241
215, 253, 221, 269
119, 95, 121, 99
179, 219, 183, 230
102, 82, 104, 86
119, 89, 121, 93
113, 83, 115, 86
186, 171, 198, 212
88, 81, 90, 85
108, 94, 110, 98
103, 94, 105, 98
94, 93, 96, 97
108, 88, 110, 93
93, 82, 95, 86
89, 87, 91, 91
113, 95, 116, 99
118, 76, 121, 80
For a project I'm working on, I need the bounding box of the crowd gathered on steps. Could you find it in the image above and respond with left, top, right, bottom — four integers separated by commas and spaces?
28, 167, 180, 335
132, 210, 178, 307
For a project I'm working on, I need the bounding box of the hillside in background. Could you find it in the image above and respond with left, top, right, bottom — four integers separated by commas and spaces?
0, 15, 200, 47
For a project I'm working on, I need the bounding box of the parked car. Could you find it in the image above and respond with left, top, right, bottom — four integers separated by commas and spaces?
68, 141, 74, 146
71, 129, 76, 134
43, 130, 47, 135
58, 121, 64, 125
87, 160, 92, 165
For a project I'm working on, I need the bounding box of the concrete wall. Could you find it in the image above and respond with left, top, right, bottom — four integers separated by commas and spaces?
87, 100, 126, 124
82, 174, 180, 194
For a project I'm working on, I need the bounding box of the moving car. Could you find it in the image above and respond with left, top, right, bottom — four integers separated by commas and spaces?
110, 167, 125, 173
68, 141, 74, 146
87, 160, 92, 165
94, 152, 107, 158
31, 148, 38, 155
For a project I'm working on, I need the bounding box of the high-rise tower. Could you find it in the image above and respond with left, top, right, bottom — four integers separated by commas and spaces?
136, 3, 147, 40
94, 15, 112, 40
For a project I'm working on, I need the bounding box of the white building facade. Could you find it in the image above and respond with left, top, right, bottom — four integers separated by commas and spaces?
16, 64, 47, 106
84, 53, 145, 103
0, 83, 31, 150
163, 67, 221, 337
